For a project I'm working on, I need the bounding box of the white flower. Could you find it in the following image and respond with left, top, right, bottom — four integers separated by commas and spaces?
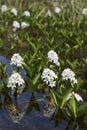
41, 68, 58, 88
47, 10, 52, 17
21, 22, 29, 29
13, 21, 20, 30
10, 53, 24, 68
82, 8, 87, 15
12, 28, 17, 32
67, 92, 83, 102
11, 8, 17, 16
61, 68, 77, 84
5, 21, 8, 25
23, 10, 30, 17
54, 7, 61, 13
1, 5, 8, 13
7, 73, 25, 94
74, 93, 83, 102
47, 50, 60, 66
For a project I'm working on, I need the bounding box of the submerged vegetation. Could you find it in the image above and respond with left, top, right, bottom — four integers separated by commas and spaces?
1, 0, 87, 128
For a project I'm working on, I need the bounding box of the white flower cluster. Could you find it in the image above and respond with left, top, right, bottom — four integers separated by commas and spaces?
23, 10, 30, 17
47, 50, 60, 66
67, 91, 83, 102
61, 68, 77, 84
11, 8, 17, 16
41, 68, 58, 88
7, 72, 25, 94
54, 7, 61, 14
47, 7, 61, 17
21, 22, 29, 29
10, 53, 24, 68
13, 21, 20, 31
47, 10, 52, 17
82, 8, 87, 15
1, 5, 8, 13
12, 21, 29, 31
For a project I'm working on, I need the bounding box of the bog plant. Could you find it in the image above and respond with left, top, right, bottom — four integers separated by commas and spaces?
0, 0, 87, 121
40, 50, 86, 119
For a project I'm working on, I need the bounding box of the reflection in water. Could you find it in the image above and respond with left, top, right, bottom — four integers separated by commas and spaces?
3, 92, 40, 124
9, 108, 25, 123
50, 107, 87, 130
43, 102, 56, 117
65, 118, 87, 130
0, 55, 87, 129
0, 90, 87, 130
4, 93, 25, 123
26, 93, 40, 115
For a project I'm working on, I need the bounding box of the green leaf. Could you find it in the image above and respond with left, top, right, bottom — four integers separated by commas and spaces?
29, 52, 37, 65
60, 84, 66, 95
23, 63, 32, 77
50, 89, 62, 107
3, 65, 8, 74
0, 83, 4, 90
65, 43, 70, 49
29, 41, 37, 53
74, 78, 80, 91
61, 88, 73, 108
68, 96, 77, 118
66, 59, 74, 69
33, 73, 41, 85
0, 39, 4, 48
73, 45, 79, 49
36, 8, 45, 19
78, 103, 87, 117
26, 77, 33, 89
26, 77, 39, 92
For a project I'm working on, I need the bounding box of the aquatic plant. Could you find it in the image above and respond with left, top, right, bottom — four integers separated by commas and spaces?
7, 72, 25, 94
10, 53, 24, 68
0, 0, 87, 122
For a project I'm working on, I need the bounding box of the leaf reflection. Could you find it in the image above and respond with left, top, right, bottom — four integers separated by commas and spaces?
0, 95, 2, 109
51, 107, 87, 130
65, 118, 87, 130
4, 94, 25, 123
4, 94, 12, 109
26, 93, 40, 115
0, 90, 41, 123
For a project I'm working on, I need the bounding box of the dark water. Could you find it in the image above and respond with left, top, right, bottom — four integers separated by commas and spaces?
1, 55, 87, 130
0, 91, 67, 130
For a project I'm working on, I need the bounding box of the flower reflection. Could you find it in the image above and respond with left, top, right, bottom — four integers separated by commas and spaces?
4, 94, 25, 123
9, 106, 25, 123
43, 102, 56, 117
